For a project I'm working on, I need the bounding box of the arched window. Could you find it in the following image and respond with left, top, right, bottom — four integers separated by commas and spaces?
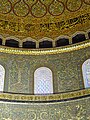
5, 39, 19, 48
23, 41, 36, 48
82, 59, 90, 88
34, 67, 53, 94
0, 65, 5, 92
56, 38, 69, 47
39, 41, 52, 48
72, 34, 86, 44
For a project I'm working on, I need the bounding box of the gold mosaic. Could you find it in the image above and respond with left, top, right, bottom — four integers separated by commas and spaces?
0, 40, 89, 55
0, 0, 90, 39
0, 88, 89, 101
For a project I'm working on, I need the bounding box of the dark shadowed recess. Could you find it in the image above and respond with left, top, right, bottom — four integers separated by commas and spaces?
88, 32, 90, 39
56, 38, 69, 47
23, 41, 36, 48
39, 40, 52, 48
0, 38, 2, 45
72, 34, 86, 44
5, 39, 19, 48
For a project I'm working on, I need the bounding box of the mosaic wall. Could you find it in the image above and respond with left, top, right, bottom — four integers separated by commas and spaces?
0, 44, 90, 119
0, 44, 89, 94
0, 96, 90, 120
0, 1, 90, 119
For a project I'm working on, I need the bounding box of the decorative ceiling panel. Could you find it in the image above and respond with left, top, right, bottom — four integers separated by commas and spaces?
0, 0, 90, 40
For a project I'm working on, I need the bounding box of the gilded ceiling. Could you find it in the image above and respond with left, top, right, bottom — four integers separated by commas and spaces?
0, 0, 90, 40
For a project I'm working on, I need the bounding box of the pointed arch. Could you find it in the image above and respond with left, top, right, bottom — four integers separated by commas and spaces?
56, 38, 69, 47
5, 39, 19, 48
34, 67, 53, 94
72, 34, 86, 44
39, 41, 52, 48
23, 41, 36, 48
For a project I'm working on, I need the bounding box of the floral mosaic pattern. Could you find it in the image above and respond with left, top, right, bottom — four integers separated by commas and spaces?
0, 97, 89, 120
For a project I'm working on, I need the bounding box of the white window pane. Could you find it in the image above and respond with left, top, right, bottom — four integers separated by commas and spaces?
0, 65, 5, 91
82, 59, 90, 88
34, 67, 53, 95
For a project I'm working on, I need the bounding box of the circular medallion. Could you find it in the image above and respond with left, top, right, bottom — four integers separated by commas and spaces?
0, 0, 12, 14
31, 0, 47, 18
66, 0, 82, 12
13, 0, 30, 17
48, 0, 65, 16
28, 112, 36, 120
40, 112, 49, 119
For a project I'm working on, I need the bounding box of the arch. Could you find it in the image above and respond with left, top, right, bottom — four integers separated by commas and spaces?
34, 67, 53, 94
56, 38, 69, 47
5, 39, 19, 48
23, 41, 36, 48
72, 34, 86, 44
5, 36, 20, 42
39, 40, 52, 48
0, 65, 5, 92
82, 59, 90, 88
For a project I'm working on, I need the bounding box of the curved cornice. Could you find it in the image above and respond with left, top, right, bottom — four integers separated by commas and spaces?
0, 88, 90, 102
0, 40, 89, 55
